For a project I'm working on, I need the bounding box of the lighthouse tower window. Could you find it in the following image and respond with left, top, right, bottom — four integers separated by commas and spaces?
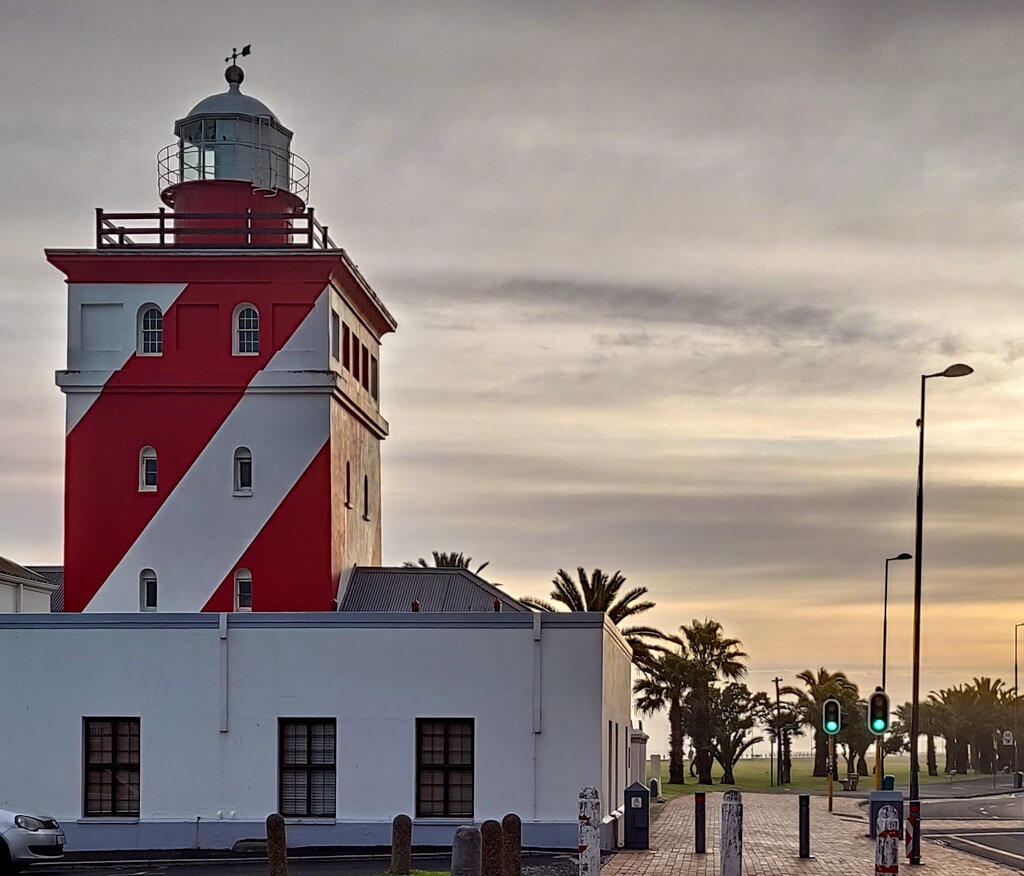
233, 447, 253, 496
234, 304, 260, 355
139, 447, 158, 492
139, 570, 157, 612
138, 305, 163, 355
235, 569, 253, 612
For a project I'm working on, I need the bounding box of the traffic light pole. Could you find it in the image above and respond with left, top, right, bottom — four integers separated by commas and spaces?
874, 737, 882, 791
827, 736, 834, 812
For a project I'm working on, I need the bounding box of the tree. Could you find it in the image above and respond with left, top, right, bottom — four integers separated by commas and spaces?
522, 567, 669, 666
679, 619, 747, 784
404, 551, 490, 576
755, 699, 803, 785
709, 684, 764, 784
634, 649, 691, 785
784, 668, 858, 778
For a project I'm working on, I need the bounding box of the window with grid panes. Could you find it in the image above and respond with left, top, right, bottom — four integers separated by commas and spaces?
279, 719, 336, 817
139, 306, 163, 355
236, 306, 260, 354
416, 718, 474, 817
84, 718, 140, 817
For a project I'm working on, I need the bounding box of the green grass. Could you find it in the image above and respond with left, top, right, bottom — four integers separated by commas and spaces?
652, 755, 984, 798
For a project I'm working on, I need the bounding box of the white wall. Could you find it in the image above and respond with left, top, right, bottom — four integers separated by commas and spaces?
0, 579, 52, 613
0, 612, 630, 851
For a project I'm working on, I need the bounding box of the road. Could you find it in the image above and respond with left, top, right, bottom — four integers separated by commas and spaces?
921, 792, 1024, 871
33, 855, 454, 876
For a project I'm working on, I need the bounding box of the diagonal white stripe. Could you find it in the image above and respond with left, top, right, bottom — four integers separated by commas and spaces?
64, 283, 188, 433
85, 288, 331, 612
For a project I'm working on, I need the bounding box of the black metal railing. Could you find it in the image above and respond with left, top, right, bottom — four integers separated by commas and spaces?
95, 207, 336, 250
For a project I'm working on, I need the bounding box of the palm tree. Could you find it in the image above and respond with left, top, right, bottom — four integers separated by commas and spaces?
404, 551, 490, 576
522, 567, 669, 666
634, 649, 691, 784
679, 619, 747, 784
784, 668, 858, 778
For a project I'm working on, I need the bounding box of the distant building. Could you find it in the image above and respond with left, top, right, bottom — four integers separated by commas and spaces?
0, 557, 55, 612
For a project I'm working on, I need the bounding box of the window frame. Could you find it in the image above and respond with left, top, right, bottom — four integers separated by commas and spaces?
330, 310, 340, 362
233, 303, 260, 356
342, 324, 350, 371
370, 355, 379, 401
234, 569, 252, 612
139, 569, 157, 611
137, 305, 163, 356
361, 345, 370, 390
233, 446, 253, 496
278, 718, 337, 818
83, 717, 141, 818
363, 474, 370, 520
345, 461, 352, 508
415, 718, 474, 819
139, 446, 157, 493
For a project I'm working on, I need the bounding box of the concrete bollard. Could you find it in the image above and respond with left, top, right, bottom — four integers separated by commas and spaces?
501, 813, 522, 876
694, 792, 706, 854
390, 814, 412, 875
578, 786, 601, 876
875, 804, 900, 874
481, 819, 503, 876
649, 777, 660, 799
649, 754, 661, 783
798, 794, 810, 858
266, 813, 288, 876
720, 790, 743, 876
452, 825, 482, 876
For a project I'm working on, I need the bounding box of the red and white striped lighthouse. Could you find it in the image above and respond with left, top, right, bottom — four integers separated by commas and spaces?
47, 57, 396, 613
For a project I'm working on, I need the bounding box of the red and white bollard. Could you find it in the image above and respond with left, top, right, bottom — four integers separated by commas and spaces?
875, 804, 900, 874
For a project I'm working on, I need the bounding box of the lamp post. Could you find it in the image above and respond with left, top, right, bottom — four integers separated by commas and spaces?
1015, 622, 1024, 781
909, 362, 972, 865
878, 552, 911, 788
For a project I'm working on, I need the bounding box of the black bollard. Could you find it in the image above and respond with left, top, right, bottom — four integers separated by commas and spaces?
798, 794, 810, 858
695, 792, 706, 854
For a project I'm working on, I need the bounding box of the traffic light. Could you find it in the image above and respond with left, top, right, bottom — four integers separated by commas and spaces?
822, 698, 841, 735
868, 688, 890, 735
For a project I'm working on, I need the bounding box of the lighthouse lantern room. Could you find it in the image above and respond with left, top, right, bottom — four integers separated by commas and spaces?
47, 54, 396, 613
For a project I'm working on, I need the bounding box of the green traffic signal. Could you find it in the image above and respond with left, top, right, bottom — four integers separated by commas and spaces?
822, 697, 841, 736
868, 688, 890, 736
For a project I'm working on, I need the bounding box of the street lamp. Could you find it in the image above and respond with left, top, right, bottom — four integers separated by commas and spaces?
1014, 622, 1024, 780
909, 362, 972, 866
878, 552, 911, 787
882, 553, 912, 691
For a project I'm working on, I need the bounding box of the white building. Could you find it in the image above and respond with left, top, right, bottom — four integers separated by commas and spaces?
0, 557, 55, 613
0, 608, 632, 851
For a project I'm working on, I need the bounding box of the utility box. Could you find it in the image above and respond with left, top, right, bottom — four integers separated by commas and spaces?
868, 790, 903, 839
624, 781, 650, 849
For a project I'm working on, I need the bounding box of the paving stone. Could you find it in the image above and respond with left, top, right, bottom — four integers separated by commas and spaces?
600, 791, 1016, 874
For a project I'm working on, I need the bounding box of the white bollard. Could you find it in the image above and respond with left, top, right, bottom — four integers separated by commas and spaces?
720, 790, 743, 876
875, 804, 900, 875
578, 786, 601, 876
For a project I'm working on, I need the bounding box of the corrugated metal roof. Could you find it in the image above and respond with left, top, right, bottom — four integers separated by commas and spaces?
28, 566, 64, 613
339, 567, 530, 613
0, 557, 49, 585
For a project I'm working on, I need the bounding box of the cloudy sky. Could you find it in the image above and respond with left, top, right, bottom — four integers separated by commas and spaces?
3, 0, 1024, 752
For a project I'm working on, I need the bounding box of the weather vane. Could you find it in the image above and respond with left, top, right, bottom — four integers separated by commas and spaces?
226, 44, 251, 64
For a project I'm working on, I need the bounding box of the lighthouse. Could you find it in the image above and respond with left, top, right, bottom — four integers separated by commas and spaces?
47, 55, 396, 613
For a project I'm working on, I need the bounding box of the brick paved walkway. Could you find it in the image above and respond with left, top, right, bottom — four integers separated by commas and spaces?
602, 792, 1017, 875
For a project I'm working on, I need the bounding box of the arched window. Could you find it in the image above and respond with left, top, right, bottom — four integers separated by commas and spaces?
138, 305, 163, 355
345, 461, 351, 508
140, 569, 157, 611
363, 474, 370, 520
234, 569, 252, 612
139, 446, 157, 492
233, 304, 260, 355
233, 446, 253, 495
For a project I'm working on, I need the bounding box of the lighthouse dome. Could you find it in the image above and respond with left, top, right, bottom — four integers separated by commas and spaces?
184, 65, 282, 125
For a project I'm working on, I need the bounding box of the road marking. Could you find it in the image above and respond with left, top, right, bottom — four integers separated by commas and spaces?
939, 836, 1024, 864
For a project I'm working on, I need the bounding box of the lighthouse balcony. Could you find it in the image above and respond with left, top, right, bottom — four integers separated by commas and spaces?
157, 140, 310, 205
95, 206, 337, 249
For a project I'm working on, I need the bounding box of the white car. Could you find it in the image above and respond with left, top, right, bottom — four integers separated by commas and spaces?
0, 806, 65, 872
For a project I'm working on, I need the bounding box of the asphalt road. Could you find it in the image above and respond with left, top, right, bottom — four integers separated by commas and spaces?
918, 791, 1024, 870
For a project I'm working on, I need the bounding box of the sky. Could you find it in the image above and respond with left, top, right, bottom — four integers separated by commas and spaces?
2, 0, 1024, 755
